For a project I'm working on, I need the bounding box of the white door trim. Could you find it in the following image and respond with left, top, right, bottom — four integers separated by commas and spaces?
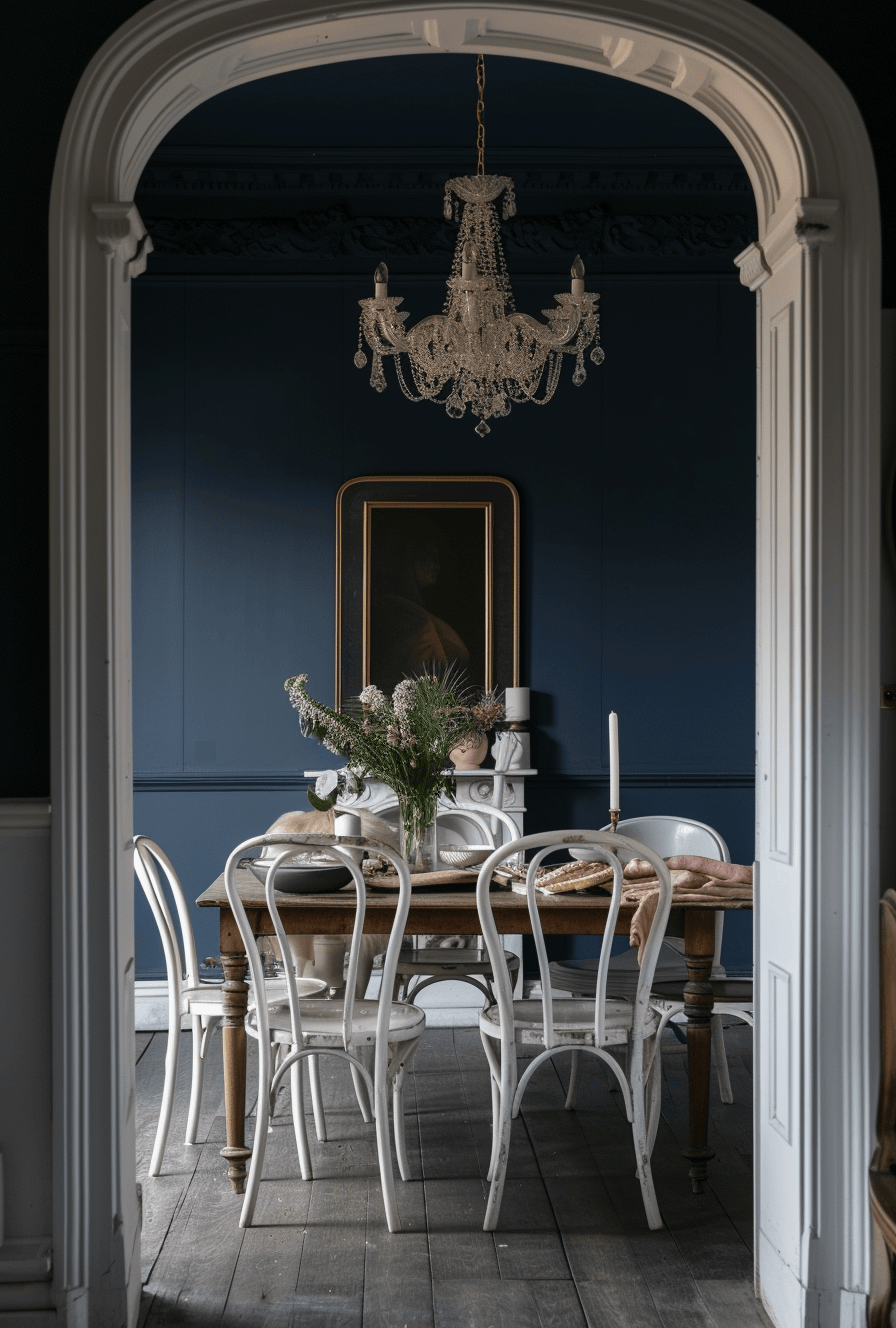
49, 3, 879, 1324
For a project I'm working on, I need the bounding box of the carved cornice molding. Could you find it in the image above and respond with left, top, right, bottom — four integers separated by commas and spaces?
137, 145, 751, 203
91, 202, 155, 275
142, 204, 754, 265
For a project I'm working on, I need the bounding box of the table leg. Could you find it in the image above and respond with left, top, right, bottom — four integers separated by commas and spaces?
219, 951, 252, 1193
683, 909, 716, 1193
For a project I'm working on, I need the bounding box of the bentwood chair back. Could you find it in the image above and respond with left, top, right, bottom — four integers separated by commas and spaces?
476, 829, 672, 1231
391, 802, 522, 1006
224, 830, 425, 1232
134, 836, 225, 1175
548, 815, 752, 1106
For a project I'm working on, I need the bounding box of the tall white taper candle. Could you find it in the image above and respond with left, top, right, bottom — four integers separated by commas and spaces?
609, 711, 619, 809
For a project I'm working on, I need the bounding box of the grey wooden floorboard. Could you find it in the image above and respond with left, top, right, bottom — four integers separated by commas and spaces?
458, 1067, 542, 1181
415, 1070, 480, 1179
660, 1043, 754, 1249
433, 1278, 583, 1328
220, 1112, 313, 1328
288, 1177, 368, 1328
143, 1117, 246, 1327
413, 1028, 460, 1075
134, 1020, 759, 1328
363, 1177, 433, 1328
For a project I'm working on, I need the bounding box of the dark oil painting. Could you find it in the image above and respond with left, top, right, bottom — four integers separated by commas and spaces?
367, 504, 488, 694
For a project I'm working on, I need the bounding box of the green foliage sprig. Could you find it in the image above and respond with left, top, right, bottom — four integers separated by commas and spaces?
283, 670, 504, 838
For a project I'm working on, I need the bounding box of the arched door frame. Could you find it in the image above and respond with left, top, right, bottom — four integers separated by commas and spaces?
49, 3, 880, 1324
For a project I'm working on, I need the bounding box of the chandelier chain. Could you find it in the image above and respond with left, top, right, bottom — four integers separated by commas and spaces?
476, 54, 486, 177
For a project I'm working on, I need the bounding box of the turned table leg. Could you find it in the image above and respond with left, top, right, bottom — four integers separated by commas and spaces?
219, 951, 252, 1193
683, 909, 716, 1193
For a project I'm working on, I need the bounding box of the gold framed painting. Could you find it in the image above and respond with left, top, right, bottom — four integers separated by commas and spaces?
335, 475, 519, 707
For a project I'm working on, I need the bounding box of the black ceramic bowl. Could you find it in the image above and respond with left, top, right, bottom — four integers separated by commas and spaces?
238, 855, 353, 894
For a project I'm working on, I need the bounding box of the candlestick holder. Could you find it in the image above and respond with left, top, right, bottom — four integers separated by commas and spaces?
609, 808, 620, 833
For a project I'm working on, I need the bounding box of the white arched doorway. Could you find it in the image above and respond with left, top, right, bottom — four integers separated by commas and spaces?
49, 3, 880, 1325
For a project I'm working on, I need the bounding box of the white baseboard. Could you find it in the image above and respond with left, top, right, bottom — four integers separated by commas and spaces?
135, 982, 186, 1032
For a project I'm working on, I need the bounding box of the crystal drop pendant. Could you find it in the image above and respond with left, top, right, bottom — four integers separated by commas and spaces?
446, 395, 465, 419
354, 350, 368, 369
590, 345, 605, 365
475, 419, 491, 437
572, 366, 587, 387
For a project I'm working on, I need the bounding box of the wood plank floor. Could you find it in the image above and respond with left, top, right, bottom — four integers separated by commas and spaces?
135, 1022, 769, 1328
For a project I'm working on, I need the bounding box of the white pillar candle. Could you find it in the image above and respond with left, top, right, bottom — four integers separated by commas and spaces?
609, 711, 619, 809
334, 811, 363, 862
504, 686, 530, 722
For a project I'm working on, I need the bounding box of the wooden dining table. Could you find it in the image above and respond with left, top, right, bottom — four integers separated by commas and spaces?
197, 867, 751, 1196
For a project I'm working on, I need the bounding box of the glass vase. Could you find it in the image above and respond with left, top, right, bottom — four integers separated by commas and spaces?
398, 795, 438, 873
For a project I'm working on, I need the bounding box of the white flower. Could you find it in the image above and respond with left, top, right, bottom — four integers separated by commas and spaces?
392, 678, 417, 720
359, 684, 387, 711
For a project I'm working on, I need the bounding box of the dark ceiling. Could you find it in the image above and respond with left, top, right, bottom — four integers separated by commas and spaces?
162, 53, 730, 152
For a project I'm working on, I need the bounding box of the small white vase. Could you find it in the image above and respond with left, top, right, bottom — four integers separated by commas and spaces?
450, 732, 489, 769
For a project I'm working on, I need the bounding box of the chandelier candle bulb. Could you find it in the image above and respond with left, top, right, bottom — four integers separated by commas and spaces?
571, 256, 586, 297
504, 687, 530, 722
374, 263, 388, 299
462, 242, 478, 280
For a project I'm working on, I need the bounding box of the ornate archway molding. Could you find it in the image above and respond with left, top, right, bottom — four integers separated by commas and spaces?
50, 3, 879, 1324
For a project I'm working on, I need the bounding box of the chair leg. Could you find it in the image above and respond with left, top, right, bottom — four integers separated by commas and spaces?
351, 1046, 374, 1123
239, 1027, 273, 1228
149, 1006, 181, 1177
630, 1039, 663, 1231
392, 1036, 421, 1183
565, 1049, 582, 1110
483, 1041, 515, 1232
712, 1014, 734, 1104
308, 1053, 328, 1141
480, 1029, 502, 1182
291, 1053, 313, 1181
646, 1037, 663, 1156
185, 1014, 205, 1145
374, 1047, 400, 1233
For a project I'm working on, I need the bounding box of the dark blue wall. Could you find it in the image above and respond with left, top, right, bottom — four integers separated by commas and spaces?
132, 270, 755, 977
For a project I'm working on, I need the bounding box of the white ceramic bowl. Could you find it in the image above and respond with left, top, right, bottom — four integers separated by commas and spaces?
439, 845, 493, 868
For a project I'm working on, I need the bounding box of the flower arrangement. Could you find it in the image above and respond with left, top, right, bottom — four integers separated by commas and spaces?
284, 670, 504, 869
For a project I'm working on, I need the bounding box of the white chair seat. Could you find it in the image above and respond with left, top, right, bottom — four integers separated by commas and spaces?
247, 976, 328, 1008
397, 947, 498, 975
480, 996, 660, 1046
263, 998, 424, 1043
178, 983, 225, 1013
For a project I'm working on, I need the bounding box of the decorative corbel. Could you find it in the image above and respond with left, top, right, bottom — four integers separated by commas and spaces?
91, 202, 154, 277
735, 241, 772, 290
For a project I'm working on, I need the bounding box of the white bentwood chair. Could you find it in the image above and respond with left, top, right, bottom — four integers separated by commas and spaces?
392, 802, 522, 1007
548, 815, 753, 1107
134, 836, 327, 1178
476, 829, 672, 1231
224, 830, 425, 1232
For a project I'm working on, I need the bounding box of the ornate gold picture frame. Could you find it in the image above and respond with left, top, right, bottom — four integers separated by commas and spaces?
336, 476, 519, 708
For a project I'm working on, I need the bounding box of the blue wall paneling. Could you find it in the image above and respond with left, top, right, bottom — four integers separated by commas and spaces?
132, 270, 755, 978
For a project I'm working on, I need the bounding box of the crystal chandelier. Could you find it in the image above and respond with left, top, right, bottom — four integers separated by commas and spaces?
353, 56, 605, 436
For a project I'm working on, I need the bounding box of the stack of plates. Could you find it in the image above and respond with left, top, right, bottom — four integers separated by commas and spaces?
548, 942, 688, 999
